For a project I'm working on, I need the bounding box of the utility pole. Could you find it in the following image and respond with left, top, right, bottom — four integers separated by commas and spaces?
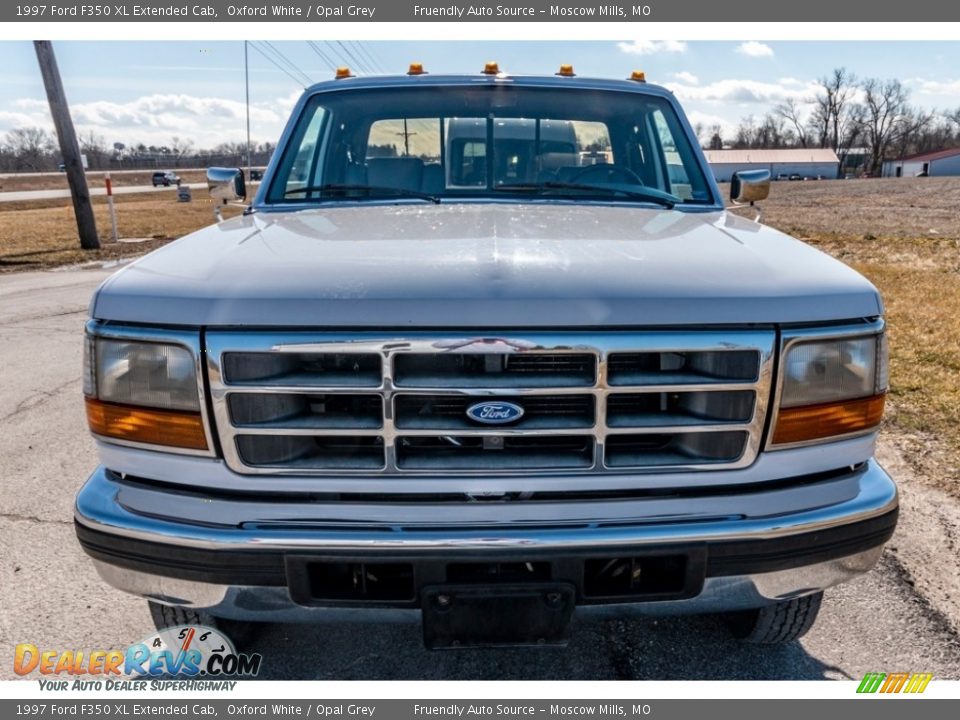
245, 40, 252, 179
34, 40, 99, 250
395, 119, 417, 157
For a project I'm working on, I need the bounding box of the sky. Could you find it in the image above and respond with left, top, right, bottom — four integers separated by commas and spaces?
1, 40, 958, 149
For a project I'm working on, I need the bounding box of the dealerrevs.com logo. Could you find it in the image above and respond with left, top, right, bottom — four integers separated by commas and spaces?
14, 625, 262, 687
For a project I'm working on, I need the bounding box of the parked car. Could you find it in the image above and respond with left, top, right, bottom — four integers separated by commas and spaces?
788, 173, 802, 181
76, 66, 897, 649
152, 171, 180, 187
250, 169, 263, 181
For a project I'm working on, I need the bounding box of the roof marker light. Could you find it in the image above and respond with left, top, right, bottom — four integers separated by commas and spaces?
630, 70, 647, 82
335, 67, 353, 79
407, 62, 427, 75
482, 62, 500, 75
556, 64, 576, 77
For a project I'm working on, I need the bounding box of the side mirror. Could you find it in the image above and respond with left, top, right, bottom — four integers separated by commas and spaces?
207, 167, 246, 222
730, 169, 771, 205
207, 167, 246, 202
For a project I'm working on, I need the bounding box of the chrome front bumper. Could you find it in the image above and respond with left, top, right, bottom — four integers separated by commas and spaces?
75, 460, 898, 622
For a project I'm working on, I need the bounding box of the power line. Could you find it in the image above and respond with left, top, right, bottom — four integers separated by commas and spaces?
335, 40, 370, 74
262, 40, 314, 85
323, 41, 364, 75
248, 41, 309, 88
351, 41, 385, 74
306, 40, 338, 72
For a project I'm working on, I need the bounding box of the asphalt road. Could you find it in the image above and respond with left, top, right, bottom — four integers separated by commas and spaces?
0, 183, 206, 203
2, 267, 959, 681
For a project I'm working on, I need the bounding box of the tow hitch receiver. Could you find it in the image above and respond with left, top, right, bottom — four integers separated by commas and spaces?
422, 583, 576, 649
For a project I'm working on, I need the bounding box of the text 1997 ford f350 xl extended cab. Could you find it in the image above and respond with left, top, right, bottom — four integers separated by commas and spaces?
75, 65, 897, 649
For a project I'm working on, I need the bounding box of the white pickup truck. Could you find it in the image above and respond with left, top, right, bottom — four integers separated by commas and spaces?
75, 65, 897, 649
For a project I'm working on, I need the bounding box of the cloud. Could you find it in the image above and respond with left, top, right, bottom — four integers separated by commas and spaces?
617, 40, 687, 56
736, 42, 774, 58
684, 111, 737, 142
671, 71, 699, 85
667, 78, 818, 105
912, 78, 960, 97
0, 92, 299, 148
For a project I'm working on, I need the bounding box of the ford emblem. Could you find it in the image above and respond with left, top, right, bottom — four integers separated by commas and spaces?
466, 401, 525, 425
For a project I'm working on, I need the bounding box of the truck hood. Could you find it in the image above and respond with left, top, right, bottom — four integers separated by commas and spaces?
92, 203, 882, 327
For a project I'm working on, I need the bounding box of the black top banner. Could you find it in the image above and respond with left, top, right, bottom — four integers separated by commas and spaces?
7, 0, 960, 22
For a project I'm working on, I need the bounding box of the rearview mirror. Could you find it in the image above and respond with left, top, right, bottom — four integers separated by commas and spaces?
730, 169, 771, 205
207, 167, 246, 202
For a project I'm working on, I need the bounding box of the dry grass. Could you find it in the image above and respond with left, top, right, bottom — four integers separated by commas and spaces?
0, 169, 208, 193
0, 190, 242, 270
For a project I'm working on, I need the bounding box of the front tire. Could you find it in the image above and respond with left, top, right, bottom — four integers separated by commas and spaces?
722, 592, 823, 644
148, 601, 260, 650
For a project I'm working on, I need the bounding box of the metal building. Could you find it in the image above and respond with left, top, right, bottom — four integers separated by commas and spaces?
881, 148, 960, 178
704, 148, 840, 182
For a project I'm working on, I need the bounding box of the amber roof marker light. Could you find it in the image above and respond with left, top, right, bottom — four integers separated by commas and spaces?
630, 70, 647, 82
481, 62, 500, 75
334, 67, 354, 79
407, 62, 427, 76
556, 64, 576, 77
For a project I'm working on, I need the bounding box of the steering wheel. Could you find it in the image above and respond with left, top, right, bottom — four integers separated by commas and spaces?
568, 164, 644, 185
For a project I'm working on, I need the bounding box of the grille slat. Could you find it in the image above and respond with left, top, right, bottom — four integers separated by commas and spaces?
397, 435, 595, 471
222, 352, 382, 387
229, 393, 383, 430
606, 390, 755, 428
209, 333, 774, 477
607, 350, 760, 386
394, 353, 596, 388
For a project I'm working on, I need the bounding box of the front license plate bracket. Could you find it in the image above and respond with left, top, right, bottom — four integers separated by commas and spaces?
421, 583, 576, 649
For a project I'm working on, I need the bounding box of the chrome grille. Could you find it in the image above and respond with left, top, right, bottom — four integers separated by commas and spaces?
207, 331, 776, 476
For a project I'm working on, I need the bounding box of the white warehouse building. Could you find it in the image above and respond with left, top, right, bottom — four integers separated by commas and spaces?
704, 148, 840, 182
881, 148, 960, 178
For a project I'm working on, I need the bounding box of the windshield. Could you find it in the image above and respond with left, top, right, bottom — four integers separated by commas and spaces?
265, 84, 715, 207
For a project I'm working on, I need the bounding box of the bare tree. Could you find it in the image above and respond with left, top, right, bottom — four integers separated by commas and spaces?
170, 136, 194, 167
4, 127, 55, 171
79, 131, 108, 170
707, 124, 723, 150
809, 68, 862, 169
773, 98, 809, 148
757, 113, 788, 148
947, 108, 960, 131
733, 115, 756, 149
861, 78, 931, 175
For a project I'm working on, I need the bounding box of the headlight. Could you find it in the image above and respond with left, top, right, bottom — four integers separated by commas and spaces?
771, 332, 887, 446
83, 335, 208, 451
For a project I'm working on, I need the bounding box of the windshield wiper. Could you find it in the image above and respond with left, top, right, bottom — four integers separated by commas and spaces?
494, 182, 679, 209
284, 183, 441, 204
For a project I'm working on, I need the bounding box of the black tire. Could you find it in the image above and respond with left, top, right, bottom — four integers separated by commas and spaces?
722, 592, 823, 644
148, 601, 260, 650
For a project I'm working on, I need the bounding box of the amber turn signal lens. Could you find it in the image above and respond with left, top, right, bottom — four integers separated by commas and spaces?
85, 397, 208, 451
772, 394, 885, 445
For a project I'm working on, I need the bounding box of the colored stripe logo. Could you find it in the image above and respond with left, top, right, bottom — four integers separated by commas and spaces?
857, 672, 933, 694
